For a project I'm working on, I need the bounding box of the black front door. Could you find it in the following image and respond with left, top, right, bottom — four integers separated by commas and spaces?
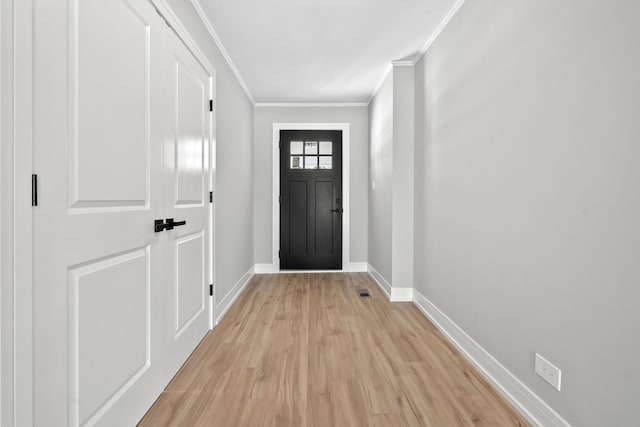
280, 130, 342, 270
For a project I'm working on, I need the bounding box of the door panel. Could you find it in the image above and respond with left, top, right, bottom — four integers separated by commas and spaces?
175, 232, 205, 337
174, 62, 206, 206
162, 26, 211, 381
71, 0, 151, 208
289, 181, 307, 255
280, 130, 342, 270
315, 181, 334, 254
70, 248, 150, 426
34, 0, 164, 425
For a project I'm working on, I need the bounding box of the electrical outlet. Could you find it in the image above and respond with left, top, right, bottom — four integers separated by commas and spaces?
535, 353, 562, 391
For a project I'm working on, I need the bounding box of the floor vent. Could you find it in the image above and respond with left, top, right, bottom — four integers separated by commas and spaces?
357, 289, 371, 298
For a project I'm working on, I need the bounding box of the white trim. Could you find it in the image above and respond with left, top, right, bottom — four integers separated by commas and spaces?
254, 262, 367, 274
367, 264, 413, 302
367, 264, 392, 299
272, 123, 351, 273
343, 262, 368, 272
151, 0, 216, 76
255, 103, 368, 108
189, 0, 255, 104
367, 0, 467, 105
254, 263, 278, 274
0, 0, 10, 422
367, 60, 413, 105
412, 289, 572, 427
215, 266, 254, 325
390, 60, 415, 67
8, 0, 34, 424
390, 287, 413, 302
416, 0, 467, 62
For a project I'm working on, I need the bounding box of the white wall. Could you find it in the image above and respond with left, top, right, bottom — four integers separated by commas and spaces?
165, 0, 254, 301
414, 1, 640, 425
368, 75, 393, 283
253, 106, 369, 267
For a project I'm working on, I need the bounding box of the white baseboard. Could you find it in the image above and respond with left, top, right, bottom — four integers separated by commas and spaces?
254, 262, 368, 274
390, 287, 413, 302
367, 264, 413, 302
215, 266, 255, 325
412, 289, 571, 427
254, 263, 277, 274
344, 262, 368, 272
367, 263, 392, 299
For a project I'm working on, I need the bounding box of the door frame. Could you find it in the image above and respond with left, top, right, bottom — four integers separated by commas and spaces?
6, 1, 218, 424
271, 123, 351, 273
2, 0, 35, 424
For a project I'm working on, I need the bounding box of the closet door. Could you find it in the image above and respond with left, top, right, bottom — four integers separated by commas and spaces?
161, 25, 213, 382
33, 0, 165, 425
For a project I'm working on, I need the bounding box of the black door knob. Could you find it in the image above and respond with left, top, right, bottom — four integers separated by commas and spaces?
165, 218, 187, 230
154, 218, 187, 232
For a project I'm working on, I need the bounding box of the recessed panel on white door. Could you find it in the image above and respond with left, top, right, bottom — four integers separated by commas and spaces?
69, 0, 151, 210
173, 61, 205, 206
174, 232, 205, 338
68, 247, 150, 426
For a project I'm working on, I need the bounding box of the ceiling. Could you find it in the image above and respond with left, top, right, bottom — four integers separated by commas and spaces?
193, 0, 460, 104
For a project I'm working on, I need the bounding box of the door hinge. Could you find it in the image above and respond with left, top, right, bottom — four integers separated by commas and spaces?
209, 284, 213, 296
209, 191, 213, 203
278, 250, 280, 258
32, 174, 38, 206
209, 99, 213, 112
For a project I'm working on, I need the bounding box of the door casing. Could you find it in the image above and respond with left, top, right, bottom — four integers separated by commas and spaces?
270, 123, 351, 273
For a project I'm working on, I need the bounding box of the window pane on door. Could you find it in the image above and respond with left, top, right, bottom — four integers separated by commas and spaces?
290, 156, 303, 169
319, 141, 332, 155
290, 141, 303, 155
304, 156, 318, 169
304, 141, 318, 155
319, 156, 332, 169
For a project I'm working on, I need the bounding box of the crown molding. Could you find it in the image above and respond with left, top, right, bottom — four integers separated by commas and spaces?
367, 0, 467, 105
255, 103, 368, 108
190, 0, 255, 104
416, 0, 467, 62
391, 60, 415, 67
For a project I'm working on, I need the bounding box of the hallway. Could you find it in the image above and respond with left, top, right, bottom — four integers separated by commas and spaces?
140, 273, 528, 426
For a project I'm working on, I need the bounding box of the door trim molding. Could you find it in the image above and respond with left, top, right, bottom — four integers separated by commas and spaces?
3, 0, 35, 424
271, 123, 352, 272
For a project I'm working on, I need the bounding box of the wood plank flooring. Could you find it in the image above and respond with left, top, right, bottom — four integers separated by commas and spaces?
139, 273, 529, 426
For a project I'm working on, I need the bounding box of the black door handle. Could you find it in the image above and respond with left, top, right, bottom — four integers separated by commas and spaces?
165, 218, 186, 230
154, 218, 187, 232
330, 208, 343, 213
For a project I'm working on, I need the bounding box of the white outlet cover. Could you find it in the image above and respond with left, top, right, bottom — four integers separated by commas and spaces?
535, 353, 562, 391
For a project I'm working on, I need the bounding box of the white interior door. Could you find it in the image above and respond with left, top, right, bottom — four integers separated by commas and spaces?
33, 0, 165, 425
161, 25, 212, 381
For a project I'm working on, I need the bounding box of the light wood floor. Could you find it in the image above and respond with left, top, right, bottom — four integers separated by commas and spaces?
139, 273, 529, 426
